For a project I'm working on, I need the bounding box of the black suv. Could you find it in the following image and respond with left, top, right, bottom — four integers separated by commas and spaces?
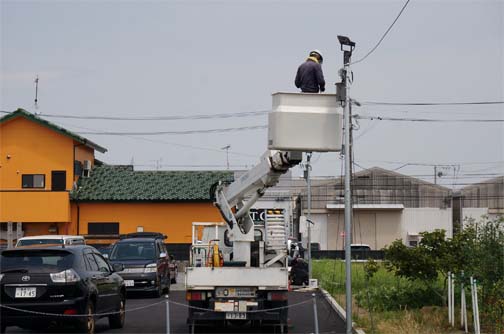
0, 245, 126, 334
107, 232, 170, 297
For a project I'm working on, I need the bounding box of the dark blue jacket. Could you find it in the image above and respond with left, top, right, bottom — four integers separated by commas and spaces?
295, 59, 325, 93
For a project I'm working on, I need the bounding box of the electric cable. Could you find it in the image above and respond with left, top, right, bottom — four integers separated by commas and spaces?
52, 119, 259, 158
362, 101, 504, 106
350, 0, 412, 65
355, 115, 504, 122
0, 110, 269, 121
76, 125, 267, 136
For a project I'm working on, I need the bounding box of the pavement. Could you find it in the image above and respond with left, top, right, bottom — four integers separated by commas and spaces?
5, 273, 347, 334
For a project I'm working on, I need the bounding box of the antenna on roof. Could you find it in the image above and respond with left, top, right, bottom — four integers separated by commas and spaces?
34, 75, 39, 110
221, 145, 231, 170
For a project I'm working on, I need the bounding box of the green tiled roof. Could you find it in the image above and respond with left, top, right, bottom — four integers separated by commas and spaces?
72, 165, 234, 202
0, 109, 107, 153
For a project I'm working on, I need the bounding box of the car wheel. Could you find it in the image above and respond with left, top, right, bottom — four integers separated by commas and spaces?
109, 295, 125, 329
77, 300, 95, 334
0, 323, 6, 334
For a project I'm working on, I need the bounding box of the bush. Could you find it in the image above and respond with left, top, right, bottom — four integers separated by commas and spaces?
355, 281, 443, 312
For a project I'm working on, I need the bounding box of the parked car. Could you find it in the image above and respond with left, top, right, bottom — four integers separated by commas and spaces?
106, 232, 170, 297
93, 244, 112, 258
16, 235, 85, 247
0, 245, 125, 334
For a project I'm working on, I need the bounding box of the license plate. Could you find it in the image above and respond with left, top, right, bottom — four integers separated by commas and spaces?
124, 280, 134, 287
226, 312, 247, 320
15, 287, 36, 298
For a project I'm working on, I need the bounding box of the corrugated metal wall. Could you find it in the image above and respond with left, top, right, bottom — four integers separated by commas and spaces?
300, 167, 452, 210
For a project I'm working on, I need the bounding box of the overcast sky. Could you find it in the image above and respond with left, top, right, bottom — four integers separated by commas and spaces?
1, 0, 503, 188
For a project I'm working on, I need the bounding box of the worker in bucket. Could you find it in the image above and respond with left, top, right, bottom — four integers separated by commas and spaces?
295, 49, 325, 93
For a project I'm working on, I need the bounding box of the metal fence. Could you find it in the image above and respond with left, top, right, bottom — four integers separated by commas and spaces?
311, 250, 385, 260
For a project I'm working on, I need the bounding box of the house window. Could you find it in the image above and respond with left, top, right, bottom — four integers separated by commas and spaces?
88, 223, 119, 235
51, 171, 66, 191
22, 174, 45, 188
409, 240, 418, 247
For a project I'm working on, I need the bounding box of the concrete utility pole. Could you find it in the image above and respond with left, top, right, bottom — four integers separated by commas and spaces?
305, 152, 313, 279
337, 35, 355, 334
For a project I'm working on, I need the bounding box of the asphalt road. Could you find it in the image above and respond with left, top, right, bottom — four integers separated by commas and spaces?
5, 274, 346, 334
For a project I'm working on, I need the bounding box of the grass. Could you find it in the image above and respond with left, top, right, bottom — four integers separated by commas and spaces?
313, 260, 465, 334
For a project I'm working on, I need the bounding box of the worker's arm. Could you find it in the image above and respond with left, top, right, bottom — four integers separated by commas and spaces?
316, 64, 325, 92
295, 66, 301, 88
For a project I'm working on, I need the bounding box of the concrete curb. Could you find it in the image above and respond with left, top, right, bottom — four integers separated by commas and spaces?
320, 288, 366, 334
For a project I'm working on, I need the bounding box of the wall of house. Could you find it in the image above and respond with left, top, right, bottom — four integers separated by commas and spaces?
74, 202, 224, 243
0, 116, 74, 225
0, 117, 74, 190
462, 208, 492, 225
300, 212, 328, 250
308, 208, 451, 250
325, 210, 403, 250
401, 208, 453, 240
74, 145, 94, 167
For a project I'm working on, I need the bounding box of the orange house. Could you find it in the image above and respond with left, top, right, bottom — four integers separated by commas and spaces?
0, 109, 231, 254
0, 109, 106, 242
72, 165, 232, 251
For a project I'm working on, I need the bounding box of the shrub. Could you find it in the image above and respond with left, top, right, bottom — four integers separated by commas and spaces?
355, 281, 443, 312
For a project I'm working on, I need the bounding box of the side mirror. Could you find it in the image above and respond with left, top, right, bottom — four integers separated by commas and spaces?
112, 263, 124, 272
103, 254, 109, 259
159, 252, 167, 259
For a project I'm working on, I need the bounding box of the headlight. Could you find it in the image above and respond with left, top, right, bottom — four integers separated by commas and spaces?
0, 273, 4, 282
144, 263, 157, 273
50, 269, 81, 283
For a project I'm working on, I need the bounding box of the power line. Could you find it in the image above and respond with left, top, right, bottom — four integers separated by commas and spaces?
362, 101, 504, 106
52, 119, 259, 158
76, 125, 267, 136
354, 159, 504, 166
355, 115, 504, 123
350, 0, 412, 65
0, 110, 268, 121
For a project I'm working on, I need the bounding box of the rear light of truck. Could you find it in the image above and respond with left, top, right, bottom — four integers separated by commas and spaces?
267, 292, 288, 301
186, 291, 206, 301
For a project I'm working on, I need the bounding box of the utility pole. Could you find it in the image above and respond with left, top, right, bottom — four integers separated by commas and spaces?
305, 152, 313, 279
338, 35, 355, 334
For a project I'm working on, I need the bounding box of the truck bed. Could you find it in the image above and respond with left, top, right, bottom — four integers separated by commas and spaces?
185, 266, 289, 290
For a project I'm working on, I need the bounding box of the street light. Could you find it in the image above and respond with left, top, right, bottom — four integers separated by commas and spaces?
338, 34, 356, 334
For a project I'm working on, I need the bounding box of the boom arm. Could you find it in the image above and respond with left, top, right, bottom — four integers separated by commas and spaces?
214, 150, 302, 234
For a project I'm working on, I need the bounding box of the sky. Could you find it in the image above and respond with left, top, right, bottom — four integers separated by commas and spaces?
1, 0, 503, 188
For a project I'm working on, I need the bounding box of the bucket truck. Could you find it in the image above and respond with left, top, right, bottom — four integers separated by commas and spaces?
185, 150, 302, 333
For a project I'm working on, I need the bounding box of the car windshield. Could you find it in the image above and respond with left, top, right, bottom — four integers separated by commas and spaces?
1, 250, 74, 273
109, 242, 156, 260
17, 239, 64, 246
